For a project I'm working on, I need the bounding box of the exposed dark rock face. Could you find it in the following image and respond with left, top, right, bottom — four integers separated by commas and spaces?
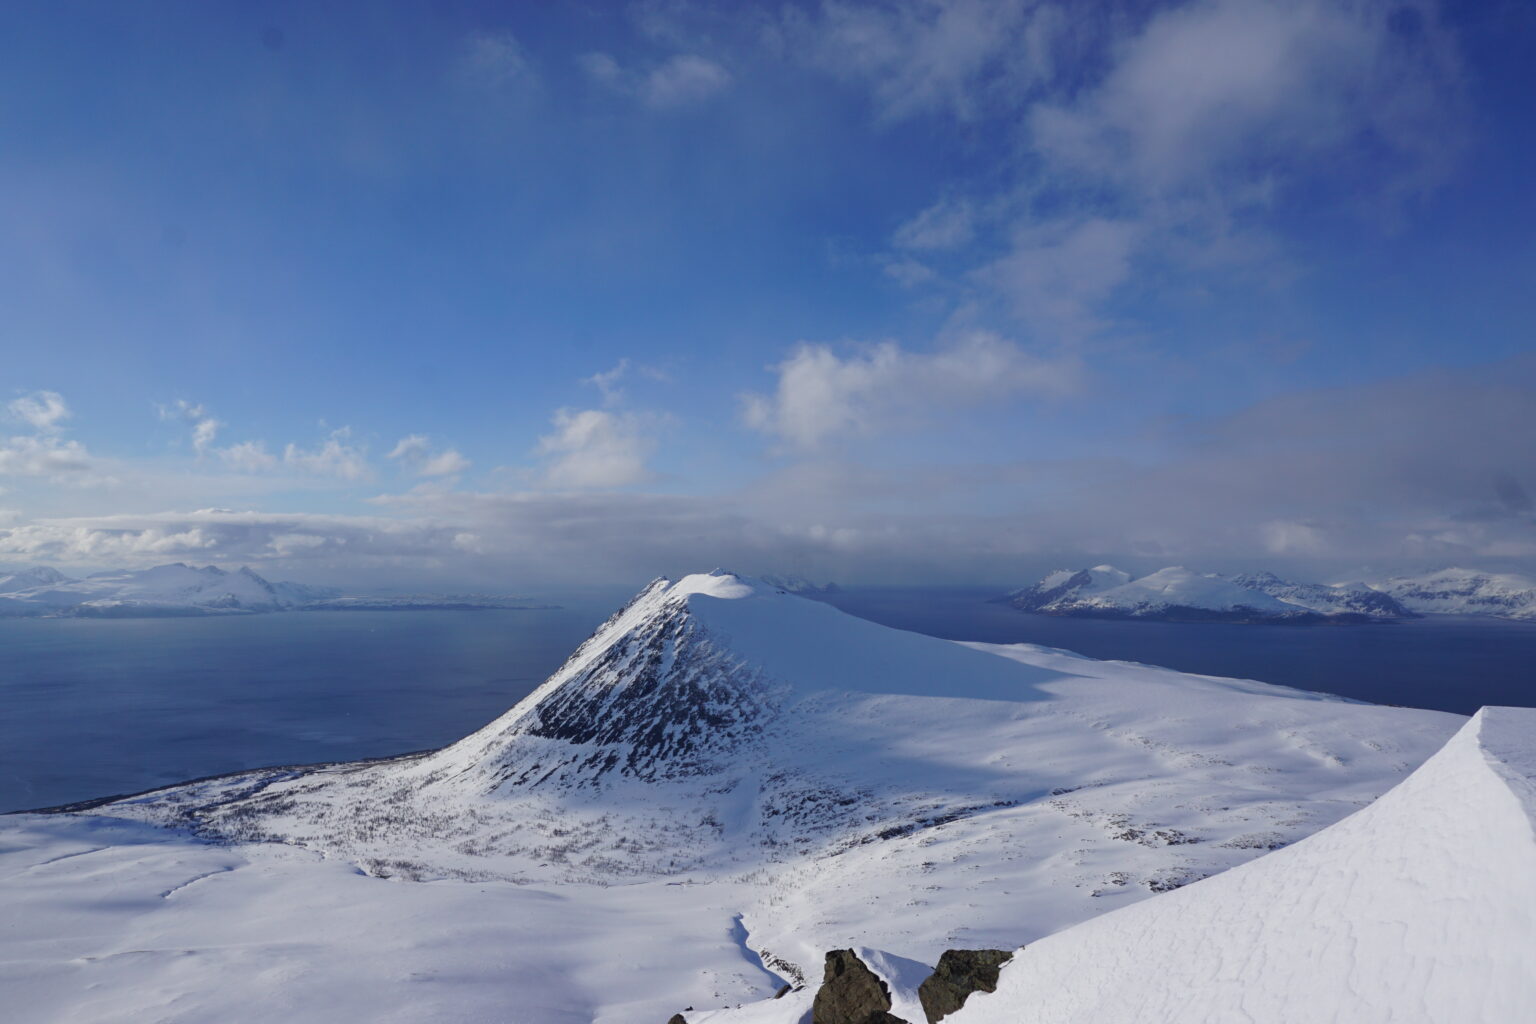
917, 949, 1014, 1023
667, 1015, 687, 1024
813, 949, 906, 1024
1004, 569, 1095, 611
509, 588, 779, 784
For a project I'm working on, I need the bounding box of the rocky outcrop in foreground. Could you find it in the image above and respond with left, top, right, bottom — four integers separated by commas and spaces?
669, 946, 1017, 1024
917, 949, 1013, 1022
814, 949, 898, 1024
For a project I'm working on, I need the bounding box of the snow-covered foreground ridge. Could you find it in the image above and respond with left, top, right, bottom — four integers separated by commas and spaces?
1006, 563, 1536, 622
4, 572, 1464, 1023
943, 706, 1536, 1024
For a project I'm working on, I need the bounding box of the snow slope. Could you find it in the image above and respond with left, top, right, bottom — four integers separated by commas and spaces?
1372, 567, 1536, 620
1007, 565, 1411, 621
16, 570, 1454, 1023
947, 706, 1536, 1024
0, 814, 788, 1024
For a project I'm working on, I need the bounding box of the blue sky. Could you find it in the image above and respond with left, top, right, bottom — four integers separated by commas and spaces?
2, 0, 1533, 585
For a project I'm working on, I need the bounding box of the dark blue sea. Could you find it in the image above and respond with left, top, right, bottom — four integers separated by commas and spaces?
3, 586, 1534, 813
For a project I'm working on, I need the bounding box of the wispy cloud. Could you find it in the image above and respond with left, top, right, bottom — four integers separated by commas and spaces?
8, 391, 71, 434
283, 428, 371, 481
2, 391, 95, 479
458, 30, 537, 90
0, 435, 94, 477
893, 196, 975, 251
795, 0, 1045, 121
580, 51, 732, 108
388, 434, 470, 477
817, 0, 1465, 343
158, 399, 223, 455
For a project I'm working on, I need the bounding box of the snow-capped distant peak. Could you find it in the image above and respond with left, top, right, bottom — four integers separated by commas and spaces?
1371, 566, 1536, 621
0, 566, 72, 593
1005, 565, 1411, 622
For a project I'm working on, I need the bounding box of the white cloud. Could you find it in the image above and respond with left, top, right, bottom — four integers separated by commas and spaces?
978, 218, 1141, 337
584, 360, 631, 406
159, 402, 368, 479
0, 435, 93, 476
218, 440, 279, 472
0, 508, 466, 567
1028, 0, 1460, 197
1, 390, 94, 477
459, 31, 536, 89
741, 331, 1076, 449
581, 51, 731, 109
644, 54, 731, 107
159, 399, 225, 455
808, 0, 1463, 342
283, 430, 371, 481
388, 434, 470, 478
893, 197, 975, 250
536, 408, 657, 489
801, 0, 1043, 120
8, 391, 71, 433
882, 257, 935, 288
0, 359, 1528, 581
579, 51, 624, 84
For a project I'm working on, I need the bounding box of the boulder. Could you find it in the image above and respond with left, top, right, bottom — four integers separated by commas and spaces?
916, 949, 1014, 1022
812, 949, 907, 1024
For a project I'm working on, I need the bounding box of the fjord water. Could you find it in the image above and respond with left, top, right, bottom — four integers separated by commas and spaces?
818, 587, 1536, 716
3, 586, 1534, 813
0, 604, 617, 813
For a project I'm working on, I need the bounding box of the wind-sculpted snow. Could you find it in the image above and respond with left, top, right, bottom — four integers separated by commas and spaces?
6, 571, 1467, 1022
943, 707, 1536, 1024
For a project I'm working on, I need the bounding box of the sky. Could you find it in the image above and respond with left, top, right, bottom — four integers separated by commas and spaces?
1, 0, 1534, 587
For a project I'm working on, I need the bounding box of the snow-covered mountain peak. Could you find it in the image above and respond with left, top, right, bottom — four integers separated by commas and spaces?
671, 569, 762, 601
1372, 566, 1536, 620
0, 565, 71, 593
411, 571, 1059, 796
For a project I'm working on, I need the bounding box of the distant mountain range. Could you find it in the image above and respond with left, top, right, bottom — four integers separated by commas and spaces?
0, 563, 553, 617
1002, 565, 1536, 623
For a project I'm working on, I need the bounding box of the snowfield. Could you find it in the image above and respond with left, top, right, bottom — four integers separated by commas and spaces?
946, 706, 1536, 1024
1, 572, 1472, 1022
